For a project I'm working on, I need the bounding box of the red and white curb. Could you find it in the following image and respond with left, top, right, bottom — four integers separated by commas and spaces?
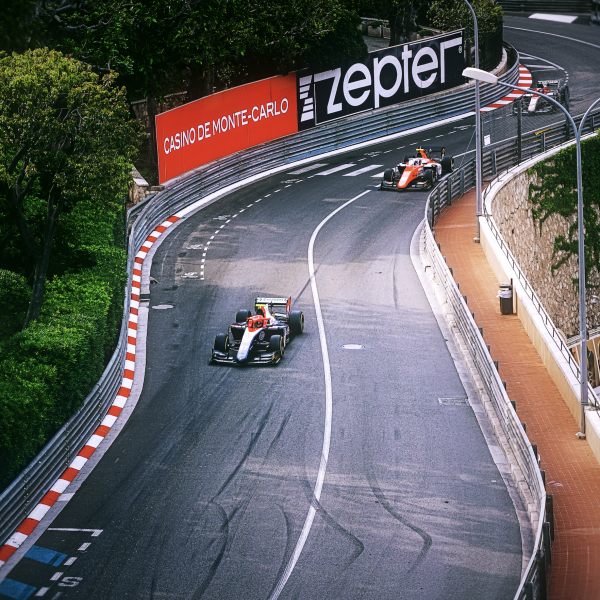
0, 215, 182, 568
467, 65, 532, 114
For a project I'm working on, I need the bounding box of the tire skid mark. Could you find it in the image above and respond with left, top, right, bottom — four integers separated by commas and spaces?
365, 467, 432, 574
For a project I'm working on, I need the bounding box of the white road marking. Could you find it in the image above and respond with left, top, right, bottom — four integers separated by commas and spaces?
357, 158, 366, 161
210, 236, 215, 239
435, 135, 444, 138
371, 172, 385, 178
50, 573, 63, 581
78, 543, 91, 551
529, 13, 577, 23
264, 194, 271, 197
287, 163, 328, 174
383, 149, 392, 153
505, 26, 600, 51
247, 204, 253, 207
220, 225, 225, 229
232, 214, 238, 218
315, 163, 356, 176
35, 588, 49, 596
397, 146, 405, 149
343, 164, 383, 177
285, 185, 292, 188
267, 189, 371, 600
48, 527, 104, 537
64, 557, 77, 566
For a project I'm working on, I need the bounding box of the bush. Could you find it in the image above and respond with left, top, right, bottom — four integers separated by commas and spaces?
0, 206, 127, 491
0, 270, 30, 340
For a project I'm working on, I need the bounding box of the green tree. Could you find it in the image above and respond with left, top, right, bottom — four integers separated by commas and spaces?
428, 0, 503, 41
363, 0, 429, 47
0, 49, 141, 329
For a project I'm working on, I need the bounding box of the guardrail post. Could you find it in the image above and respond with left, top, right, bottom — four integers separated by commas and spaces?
517, 98, 522, 164
546, 494, 555, 541
537, 549, 547, 600
543, 522, 552, 565
540, 131, 546, 153
447, 177, 452, 206
491, 149, 497, 175
524, 582, 534, 600
460, 169, 464, 196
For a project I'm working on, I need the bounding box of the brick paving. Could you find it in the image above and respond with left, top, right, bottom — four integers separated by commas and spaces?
434, 189, 600, 600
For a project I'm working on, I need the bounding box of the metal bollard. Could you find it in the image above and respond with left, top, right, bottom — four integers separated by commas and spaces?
537, 549, 547, 600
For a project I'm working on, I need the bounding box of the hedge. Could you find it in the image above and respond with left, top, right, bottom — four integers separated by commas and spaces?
0, 203, 127, 491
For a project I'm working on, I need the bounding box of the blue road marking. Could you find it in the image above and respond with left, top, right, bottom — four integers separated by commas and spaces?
24, 545, 67, 567
0, 579, 37, 600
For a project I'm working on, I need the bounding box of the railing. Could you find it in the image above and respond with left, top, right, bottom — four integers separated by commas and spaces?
424, 107, 600, 600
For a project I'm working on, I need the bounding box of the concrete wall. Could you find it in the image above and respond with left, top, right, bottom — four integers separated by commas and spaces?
491, 167, 600, 339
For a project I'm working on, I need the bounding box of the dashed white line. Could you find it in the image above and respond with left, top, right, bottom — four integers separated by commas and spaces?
210, 235, 215, 239
64, 557, 77, 566
285, 185, 291, 188
267, 189, 371, 600
343, 164, 384, 177
383, 149, 392, 153
274, 190, 281, 193
315, 163, 356, 176
357, 158, 366, 161
50, 572, 63, 581
78, 543, 91, 551
35, 588, 49, 596
435, 135, 444, 138
226, 219, 231, 223
220, 225, 225, 229
247, 204, 253, 207
264, 194, 271, 197
287, 163, 327, 174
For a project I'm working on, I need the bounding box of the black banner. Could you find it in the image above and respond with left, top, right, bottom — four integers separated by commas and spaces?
296, 30, 465, 131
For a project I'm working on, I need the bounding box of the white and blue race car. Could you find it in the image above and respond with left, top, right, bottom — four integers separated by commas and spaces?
211, 297, 304, 365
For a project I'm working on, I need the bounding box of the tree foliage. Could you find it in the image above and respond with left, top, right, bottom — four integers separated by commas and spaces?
428, 0, 503, 41
362, 0, 429, 46
528, 132, 600, 284
0, 48, 141, 328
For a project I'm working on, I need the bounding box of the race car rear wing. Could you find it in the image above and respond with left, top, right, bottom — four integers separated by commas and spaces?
255, 297, 291, 318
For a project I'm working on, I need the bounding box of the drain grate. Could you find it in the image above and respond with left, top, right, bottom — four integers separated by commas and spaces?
341, 344, 366, 350
438, 398, 469, 406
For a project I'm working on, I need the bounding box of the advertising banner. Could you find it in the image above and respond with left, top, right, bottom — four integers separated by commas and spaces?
155, 30, 465, 184
156, 73, 298, 183
296, 30, 465, 130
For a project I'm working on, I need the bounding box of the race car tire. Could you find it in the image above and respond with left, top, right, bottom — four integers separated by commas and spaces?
289, 311, 304, 334
235, 309, 252, 323
423, 169, 433, 184
383, 168, 394, 183
442, 156, 454, 175
403, 155, 411, 163
269, 334, 284, 356
214, 333, 229, 353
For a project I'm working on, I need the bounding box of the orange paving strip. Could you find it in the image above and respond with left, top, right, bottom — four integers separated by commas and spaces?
434, 189, 600, 599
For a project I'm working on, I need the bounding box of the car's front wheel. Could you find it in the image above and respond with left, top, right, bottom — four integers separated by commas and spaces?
214, 333, 229, 353
269, 334, 284, 357
235, 309, 252, 323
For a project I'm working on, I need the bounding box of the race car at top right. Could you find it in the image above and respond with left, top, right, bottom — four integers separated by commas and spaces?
513, 79, 570, 115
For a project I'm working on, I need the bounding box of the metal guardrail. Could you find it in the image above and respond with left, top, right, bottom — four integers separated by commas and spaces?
424, 107, 600, 599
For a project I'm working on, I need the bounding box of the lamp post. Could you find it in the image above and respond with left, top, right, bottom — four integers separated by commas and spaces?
462, 1, 483, 242
464, 66, 600, 438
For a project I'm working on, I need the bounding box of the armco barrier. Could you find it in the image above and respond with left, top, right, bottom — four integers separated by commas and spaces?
0, 41, 587, 582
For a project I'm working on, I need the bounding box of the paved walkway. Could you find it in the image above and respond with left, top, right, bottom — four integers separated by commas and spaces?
434, 189, 600, 600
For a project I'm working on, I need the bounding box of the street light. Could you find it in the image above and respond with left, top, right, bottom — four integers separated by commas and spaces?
464, 66, 600, 438
462, 1, 483, 242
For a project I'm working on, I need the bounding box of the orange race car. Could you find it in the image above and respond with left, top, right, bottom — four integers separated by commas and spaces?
380, 147, 454, 191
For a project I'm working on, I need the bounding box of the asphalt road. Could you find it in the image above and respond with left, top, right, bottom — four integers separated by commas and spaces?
4, 17, 600, 600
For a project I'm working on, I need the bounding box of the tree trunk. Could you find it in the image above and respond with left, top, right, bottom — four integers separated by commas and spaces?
146, 95, 159, 184
22, 191, 63, 329
187, 64, 213, 102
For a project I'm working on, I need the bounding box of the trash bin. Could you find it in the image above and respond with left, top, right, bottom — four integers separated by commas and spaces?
499, 283, 513, 315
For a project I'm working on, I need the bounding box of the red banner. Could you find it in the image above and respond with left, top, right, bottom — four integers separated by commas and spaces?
156, 74, 298, 183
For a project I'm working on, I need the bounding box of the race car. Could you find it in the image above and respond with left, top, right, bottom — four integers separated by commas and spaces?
211, 297, 304, 365
380, 147, 454, 191
513, 79, 569, 115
